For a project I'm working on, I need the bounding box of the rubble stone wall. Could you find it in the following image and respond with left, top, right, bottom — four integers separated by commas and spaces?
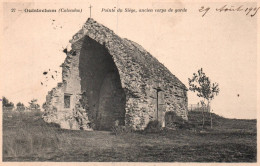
43, 18, 188, 130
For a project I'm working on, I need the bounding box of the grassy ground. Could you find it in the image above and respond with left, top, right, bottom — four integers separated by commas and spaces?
2, 111, 256, 162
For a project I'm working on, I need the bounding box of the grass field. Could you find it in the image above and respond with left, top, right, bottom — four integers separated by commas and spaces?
2, 110, 256, 162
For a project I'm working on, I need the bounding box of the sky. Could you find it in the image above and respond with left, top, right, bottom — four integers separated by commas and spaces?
1, 0, 258, 119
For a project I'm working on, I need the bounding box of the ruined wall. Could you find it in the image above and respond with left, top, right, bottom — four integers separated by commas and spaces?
43, 18, 188, 131
68, 18, 188, 130
43, 43, 92, 130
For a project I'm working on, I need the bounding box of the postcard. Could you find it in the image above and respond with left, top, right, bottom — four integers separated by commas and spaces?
0, 0, 258, 165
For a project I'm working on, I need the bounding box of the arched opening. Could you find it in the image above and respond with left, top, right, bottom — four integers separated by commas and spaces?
97, 72, 126, 130
79, 36, 126, 130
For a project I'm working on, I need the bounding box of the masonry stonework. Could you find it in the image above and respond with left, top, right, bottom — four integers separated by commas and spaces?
43, 18, 188, 130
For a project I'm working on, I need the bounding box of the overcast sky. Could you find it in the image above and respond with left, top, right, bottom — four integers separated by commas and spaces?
1, 1, 257, 119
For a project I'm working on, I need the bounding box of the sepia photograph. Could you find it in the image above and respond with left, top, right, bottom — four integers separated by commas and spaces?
0, 0, 258, 164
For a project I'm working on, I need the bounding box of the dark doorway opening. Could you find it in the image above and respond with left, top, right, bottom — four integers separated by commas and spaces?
79, 36, 126, 130
64, 94, 71, 108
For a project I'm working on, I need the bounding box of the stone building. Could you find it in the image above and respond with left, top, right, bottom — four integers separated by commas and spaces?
43, 18, 188, 130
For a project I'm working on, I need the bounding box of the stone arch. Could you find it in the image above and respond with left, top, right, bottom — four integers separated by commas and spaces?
79, 36, 126, 130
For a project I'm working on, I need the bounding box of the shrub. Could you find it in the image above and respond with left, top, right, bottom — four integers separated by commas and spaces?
16, 102, 26, 112
178, 121, 196, 130
46, 122, 61, 128
111, 120, 132, 135
144, 120, 162, 133
33, 110, 42, 117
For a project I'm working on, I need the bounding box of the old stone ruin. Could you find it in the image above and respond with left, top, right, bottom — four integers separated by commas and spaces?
43, 18, 188, 131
